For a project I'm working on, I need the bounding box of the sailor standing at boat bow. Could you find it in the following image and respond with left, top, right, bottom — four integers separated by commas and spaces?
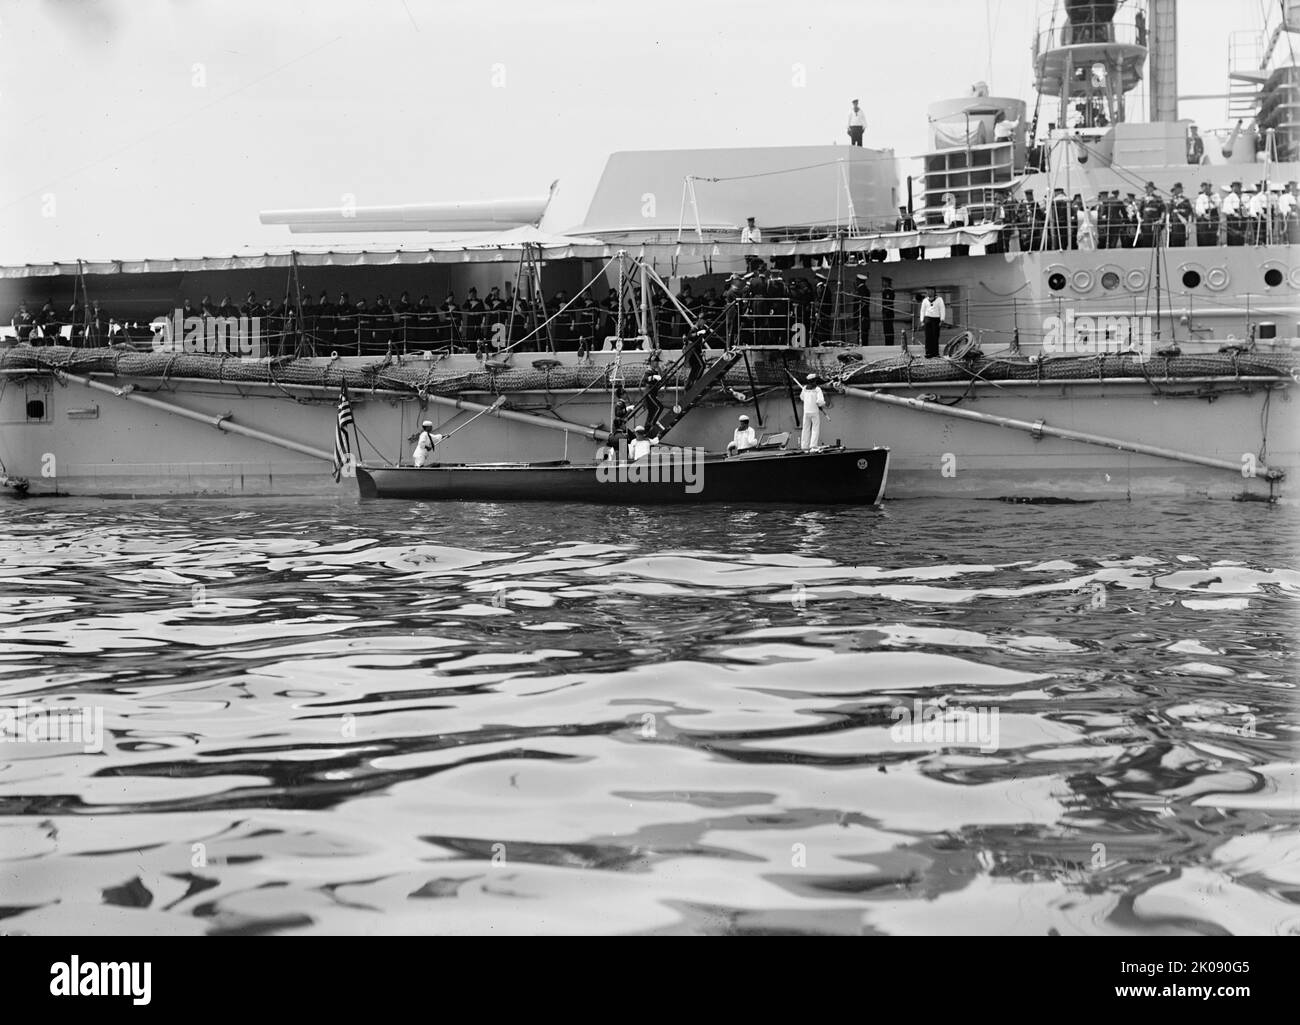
412, 420, 445, 467
795, 373, 827, 450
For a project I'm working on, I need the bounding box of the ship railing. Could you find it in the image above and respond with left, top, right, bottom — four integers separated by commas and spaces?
0, 298, 933, 354
297, 306, 619, 357
672, 298, 869, 349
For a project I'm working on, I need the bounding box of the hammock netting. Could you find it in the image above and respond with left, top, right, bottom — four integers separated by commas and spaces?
2, 345, 1294, 400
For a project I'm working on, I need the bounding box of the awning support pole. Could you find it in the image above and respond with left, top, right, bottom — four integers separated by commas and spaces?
59, 369, 611, 466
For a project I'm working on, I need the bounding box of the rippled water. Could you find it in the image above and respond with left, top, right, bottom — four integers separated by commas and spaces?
0, 497, 1297, 935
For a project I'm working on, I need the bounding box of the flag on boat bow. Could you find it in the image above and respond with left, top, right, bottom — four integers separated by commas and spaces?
332, 383, 355, 482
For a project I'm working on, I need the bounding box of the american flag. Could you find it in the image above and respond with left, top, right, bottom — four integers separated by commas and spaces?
332, 383, 355, 482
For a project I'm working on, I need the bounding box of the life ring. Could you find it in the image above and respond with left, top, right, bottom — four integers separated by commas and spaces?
1125, 268, 1147, 291
1071, 269, 1094, 292
1205, 267, 1230, 291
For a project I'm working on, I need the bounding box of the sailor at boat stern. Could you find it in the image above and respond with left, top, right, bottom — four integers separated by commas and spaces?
728, 414, 758, 455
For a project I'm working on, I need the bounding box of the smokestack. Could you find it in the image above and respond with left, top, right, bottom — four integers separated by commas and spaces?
1148, 0, 1178, 123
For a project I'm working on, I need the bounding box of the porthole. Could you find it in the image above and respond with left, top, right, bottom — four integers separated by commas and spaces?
1181, 269, 1202, 289
1071, 269, 1094, 292
1205, 267, 1229, 291
1100, 271, 1122, 290
1289, 265, 1300, 289
1048, 272, 1067, 291
1264, 268, 1284, 288
25, 399, 45, 420
1125, 268, 1148, 291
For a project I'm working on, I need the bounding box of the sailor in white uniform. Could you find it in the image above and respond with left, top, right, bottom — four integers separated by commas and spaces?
1222, 182, 1245, 245
629, 425, 659, 460
728, 414, 758, 455
941, 192, 967, 229
412, 420, 445, 467
1281, 182, 1299, 243
798, 374, 827, 450
1247, 183, 1271, 245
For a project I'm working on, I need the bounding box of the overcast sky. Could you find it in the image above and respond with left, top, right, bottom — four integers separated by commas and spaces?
0, 0, 1259, 263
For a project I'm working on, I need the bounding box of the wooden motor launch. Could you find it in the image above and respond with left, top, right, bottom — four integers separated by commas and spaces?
356, 445, 890, 505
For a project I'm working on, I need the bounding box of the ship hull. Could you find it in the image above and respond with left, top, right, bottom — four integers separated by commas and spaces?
1, 359, 1292, 501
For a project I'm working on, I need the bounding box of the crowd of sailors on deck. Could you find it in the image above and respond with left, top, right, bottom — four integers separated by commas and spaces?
9, 287, 633, 351
965, 179, 1299, 252
9, 273, 890, 353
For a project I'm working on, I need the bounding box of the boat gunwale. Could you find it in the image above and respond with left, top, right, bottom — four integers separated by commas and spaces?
362, 445, 891, 474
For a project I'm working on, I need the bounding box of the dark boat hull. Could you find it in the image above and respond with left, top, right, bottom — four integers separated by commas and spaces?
356, 447, 889, 504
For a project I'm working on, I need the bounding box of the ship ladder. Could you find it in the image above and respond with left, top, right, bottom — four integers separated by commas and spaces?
652, 349, 747, 440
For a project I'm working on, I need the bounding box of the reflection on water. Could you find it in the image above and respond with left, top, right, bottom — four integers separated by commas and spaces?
0, 498, 1296, 935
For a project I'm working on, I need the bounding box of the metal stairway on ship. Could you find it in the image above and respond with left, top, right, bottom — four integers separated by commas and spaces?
630, 348, 748, 440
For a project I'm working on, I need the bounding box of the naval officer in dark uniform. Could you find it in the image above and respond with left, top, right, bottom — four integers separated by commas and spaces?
1136, 181, 1165, 248
881, 277, 896, 346
463, 287, 486, 346
895, 206, 921, 260
855, 275, 871, 345
11, 302, 36, 342
1167, 183, 1193, 247
439, 292, 461, 348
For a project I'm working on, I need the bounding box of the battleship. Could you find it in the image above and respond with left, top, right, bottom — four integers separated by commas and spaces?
1, 0, 1296, 501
